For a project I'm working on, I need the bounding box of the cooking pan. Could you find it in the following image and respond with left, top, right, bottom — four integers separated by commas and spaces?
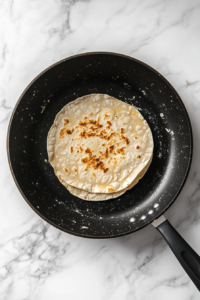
7, 52, 200, 290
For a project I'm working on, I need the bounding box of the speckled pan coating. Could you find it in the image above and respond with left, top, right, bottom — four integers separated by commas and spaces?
7, 52, 193, 238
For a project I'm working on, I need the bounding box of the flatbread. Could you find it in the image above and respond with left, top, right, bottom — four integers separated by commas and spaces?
47, 94, 153, 193
58, 155, 153, 201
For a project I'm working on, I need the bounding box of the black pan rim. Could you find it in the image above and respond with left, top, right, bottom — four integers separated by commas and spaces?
6, 51, 193, 239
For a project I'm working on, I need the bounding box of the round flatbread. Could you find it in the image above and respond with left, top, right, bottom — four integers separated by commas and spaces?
58, 155, 153, 201
47, 94, 153, 193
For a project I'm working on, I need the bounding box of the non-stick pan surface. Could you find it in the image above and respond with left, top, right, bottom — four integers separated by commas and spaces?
7, 52, 192, 238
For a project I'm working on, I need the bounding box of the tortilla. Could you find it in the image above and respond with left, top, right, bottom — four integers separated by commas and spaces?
58, 155, 153, 201
47, 94, 153, 193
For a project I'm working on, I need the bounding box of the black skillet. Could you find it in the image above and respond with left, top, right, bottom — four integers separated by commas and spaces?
7, 52, 200, 290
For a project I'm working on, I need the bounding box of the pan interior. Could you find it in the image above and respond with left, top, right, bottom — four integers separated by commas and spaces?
7, 53, 192, 238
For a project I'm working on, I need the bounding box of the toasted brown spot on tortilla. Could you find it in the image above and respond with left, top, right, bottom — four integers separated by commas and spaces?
99, 148, 109, 159
70, 146, 73, 153
137, 155, 141, 158
98, 131, 117, 141
81, 147, 109, 173
136, 145, 140, 150
134, 136, 138, 139
79, 121, 87, 126
109, 145, 114, 153
79, 129, 87, 139
64, 118, 69, 126
106, 121, 112, 130
85, 147, 92, 154
87, 132, 96, 137
92, 173, 96, 177
67, 129, 74, 135
89, 112, 93, 116
79, 117, 103, 128
108, 188, 114, 192
59, 127, 74, 139
81, 157, 87, 163
77, 121, 130, 146
78, 117, 104, 139
116, 147, 126, 155
103, 148, 109, 159
112, 157, 117, 165
121, 128, 125, 134
121, 135, 130, 145
104, 113, 110, 119
64, 168, 68, 173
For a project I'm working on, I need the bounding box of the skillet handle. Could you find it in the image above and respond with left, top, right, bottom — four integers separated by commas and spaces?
154, 217, 200, 291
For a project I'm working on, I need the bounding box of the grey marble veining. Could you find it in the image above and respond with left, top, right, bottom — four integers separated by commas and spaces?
0, 0, 200, 299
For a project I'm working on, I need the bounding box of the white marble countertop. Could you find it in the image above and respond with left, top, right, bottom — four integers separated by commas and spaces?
1, 0, 200, 299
